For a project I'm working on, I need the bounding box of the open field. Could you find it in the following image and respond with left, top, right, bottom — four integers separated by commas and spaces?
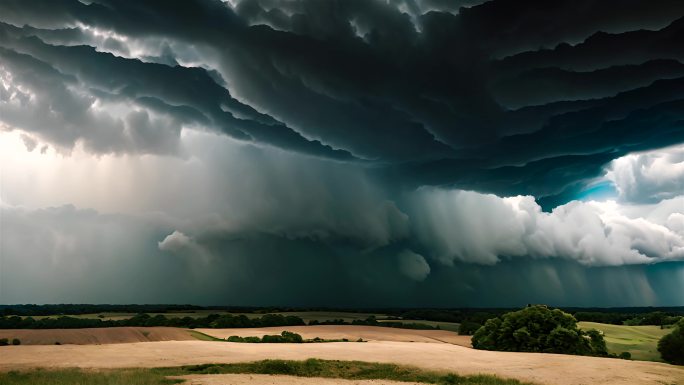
579, 322, 671, 362
0, 327, 196, 345
196, 325, 472, 347
0, 325, 470, 346
1, 339, 683, 385
377, 319, 461, 332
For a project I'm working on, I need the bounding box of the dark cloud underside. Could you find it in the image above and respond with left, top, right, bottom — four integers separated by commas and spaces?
0, 0, 683, 199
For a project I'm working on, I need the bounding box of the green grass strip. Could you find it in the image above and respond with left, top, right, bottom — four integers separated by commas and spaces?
186, 330, 224, 341
0, 359, 535, 385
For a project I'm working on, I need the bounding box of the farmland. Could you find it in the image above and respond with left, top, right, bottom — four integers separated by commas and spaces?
579, 322, 673, 362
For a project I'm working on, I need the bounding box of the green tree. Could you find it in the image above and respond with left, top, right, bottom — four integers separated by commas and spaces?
458, 321, 482, 336
658, 319, 684, 365
281, 331, 303, 343
585, 329, 608, 356
472, 305, 606, 356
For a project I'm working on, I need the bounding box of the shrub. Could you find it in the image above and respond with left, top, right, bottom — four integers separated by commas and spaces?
281, 331, 303, 343
260, 335, 282, 343
11, 338, 20, 345
658, 319, 684, 365
0, 338, 8, 346
226, 331, 303, 344
619, 352, 631, 360
472, 305, 607, 356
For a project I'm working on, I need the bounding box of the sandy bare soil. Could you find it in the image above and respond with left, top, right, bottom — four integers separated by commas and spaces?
196, 325, 472, 347
1, 340, 683, 385
171, 374, 424, 385
0, 327, 195, 345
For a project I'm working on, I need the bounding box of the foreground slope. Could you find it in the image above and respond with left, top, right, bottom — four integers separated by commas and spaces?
1, 340, 682, 385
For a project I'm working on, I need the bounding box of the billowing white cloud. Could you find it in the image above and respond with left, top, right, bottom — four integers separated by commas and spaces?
158, 230, 213, 265
606, 144, 684, 203
409, 189, 684, 266
158, 230, 196, 252
398, 249, 431, 281
4, 200, 683, 307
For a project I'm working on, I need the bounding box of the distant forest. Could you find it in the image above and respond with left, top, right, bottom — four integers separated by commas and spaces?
1, 304, 683, 328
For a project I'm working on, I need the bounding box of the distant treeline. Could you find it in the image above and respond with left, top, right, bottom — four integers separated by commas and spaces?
308, 316, 439, 330
1, 304, 683, 327
396, 308, 684, 326
0, 313, 437, 331
0, 313, 306, 329
573, 311, 682, 326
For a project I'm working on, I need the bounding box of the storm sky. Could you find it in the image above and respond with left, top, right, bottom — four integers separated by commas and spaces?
0, 0, 683, 307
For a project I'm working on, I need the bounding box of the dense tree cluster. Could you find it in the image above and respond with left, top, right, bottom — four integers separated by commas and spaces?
658, 319, 684, 365
472, 305, 608, 356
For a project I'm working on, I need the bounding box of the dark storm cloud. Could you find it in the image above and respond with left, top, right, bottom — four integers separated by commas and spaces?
498, 16, 684, 73
0, 21, 353, 158
492, 59, 684, 109
452, 0, 684, 57
2, 0, 684, 307
2, 0, 684, 198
